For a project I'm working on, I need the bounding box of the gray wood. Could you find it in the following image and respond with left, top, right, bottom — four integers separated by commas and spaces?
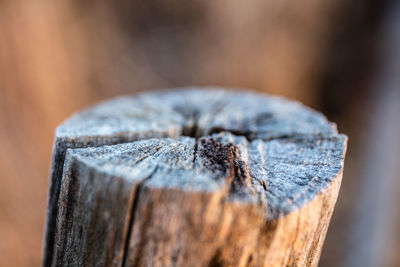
43, 88, 347, 267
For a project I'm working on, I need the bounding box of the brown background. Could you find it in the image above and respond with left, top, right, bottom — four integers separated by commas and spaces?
0, 0, 399, 266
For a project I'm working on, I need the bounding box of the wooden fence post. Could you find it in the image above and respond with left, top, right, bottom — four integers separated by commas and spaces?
43, 88, 347, 267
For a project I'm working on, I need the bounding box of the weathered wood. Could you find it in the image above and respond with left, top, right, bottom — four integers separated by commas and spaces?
43, 88, 347, 267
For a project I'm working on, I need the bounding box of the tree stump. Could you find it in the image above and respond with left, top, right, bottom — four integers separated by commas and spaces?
43, 88, 347, 267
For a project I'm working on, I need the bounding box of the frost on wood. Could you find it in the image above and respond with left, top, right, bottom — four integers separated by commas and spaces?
43, 88, 347, 267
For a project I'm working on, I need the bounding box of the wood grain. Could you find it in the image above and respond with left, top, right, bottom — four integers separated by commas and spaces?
44, 88, 347, 267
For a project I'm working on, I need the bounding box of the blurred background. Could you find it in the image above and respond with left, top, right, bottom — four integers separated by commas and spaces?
0, 0, 399, 266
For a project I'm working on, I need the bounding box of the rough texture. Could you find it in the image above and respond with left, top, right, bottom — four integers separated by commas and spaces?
43, 88, 347, 267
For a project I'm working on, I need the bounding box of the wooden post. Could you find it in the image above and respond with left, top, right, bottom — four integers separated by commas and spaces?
43, 88, 347, 267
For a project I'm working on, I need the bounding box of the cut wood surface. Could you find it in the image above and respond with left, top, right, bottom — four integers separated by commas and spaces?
43, 88, 347, 267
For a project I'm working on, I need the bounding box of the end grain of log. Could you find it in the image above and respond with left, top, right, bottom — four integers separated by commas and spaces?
43, 88, 347, 267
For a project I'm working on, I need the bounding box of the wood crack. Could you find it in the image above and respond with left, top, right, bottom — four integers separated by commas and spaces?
122, 165, 159, 267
